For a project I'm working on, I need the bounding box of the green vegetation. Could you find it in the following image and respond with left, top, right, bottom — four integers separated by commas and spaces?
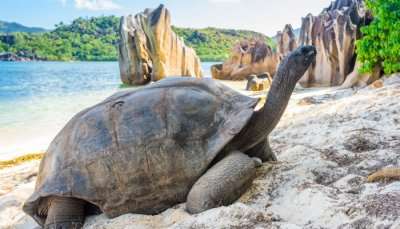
0, 42, 5, 52
173, 27, 275, 61
356, 0, 400, 74
0, 16, 274, 61
0, 16, 120, 61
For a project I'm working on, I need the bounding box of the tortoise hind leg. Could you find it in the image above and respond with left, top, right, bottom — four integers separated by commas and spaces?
186, 151, 261, 214
44, 196, 85, 229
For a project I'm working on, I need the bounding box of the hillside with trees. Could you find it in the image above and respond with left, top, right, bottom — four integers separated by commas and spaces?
0, 20, 47, 33
0, 16, 274, 62
173, 27, 275, 61
0, 16, 120, 61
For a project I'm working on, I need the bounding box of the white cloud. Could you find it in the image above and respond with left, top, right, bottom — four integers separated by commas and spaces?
74, 0, 121, 11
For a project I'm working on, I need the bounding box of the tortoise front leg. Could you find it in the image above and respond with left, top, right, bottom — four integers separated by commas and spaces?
186, 151, 261, 214
44, 196, 85, 229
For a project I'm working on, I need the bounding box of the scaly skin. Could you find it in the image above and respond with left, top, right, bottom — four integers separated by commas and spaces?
186, 151, 261, 214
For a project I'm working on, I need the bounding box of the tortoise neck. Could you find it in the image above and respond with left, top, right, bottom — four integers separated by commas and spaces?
229, 66, 297, 152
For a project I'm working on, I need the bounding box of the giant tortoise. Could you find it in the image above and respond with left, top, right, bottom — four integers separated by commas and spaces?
23, 45, 316, 228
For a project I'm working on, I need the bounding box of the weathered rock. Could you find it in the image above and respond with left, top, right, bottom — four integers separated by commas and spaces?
298, 0, 372, 87
118, 5, 202, 85
369, 79, 384, 89
0, 52, 20, 61
340, 60, 381, 88
245, 75, 272, 91
0, 52, 40, 62
211, 39, 279, 80
257, 72, 272, 79
367, 168, 400, 182
276, 24, 297, 60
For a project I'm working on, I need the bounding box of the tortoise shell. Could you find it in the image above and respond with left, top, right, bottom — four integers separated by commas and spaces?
23, 77, 259, 225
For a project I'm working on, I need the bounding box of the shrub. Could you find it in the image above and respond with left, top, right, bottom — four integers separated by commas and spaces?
356, 0, 400, 74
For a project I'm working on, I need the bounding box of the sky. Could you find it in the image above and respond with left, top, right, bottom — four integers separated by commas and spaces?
0, 0, 333, 36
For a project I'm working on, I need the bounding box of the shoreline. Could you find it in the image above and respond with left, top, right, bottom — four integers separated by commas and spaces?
0, 57, 225, 63
0, 80, 337, 163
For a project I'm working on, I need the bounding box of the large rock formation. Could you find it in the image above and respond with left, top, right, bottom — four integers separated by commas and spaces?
211, 39, 279, 80
298, 0, 372, 87
118, 5, 202, 85
276, 24, 297, 60
340, 60, 381, 88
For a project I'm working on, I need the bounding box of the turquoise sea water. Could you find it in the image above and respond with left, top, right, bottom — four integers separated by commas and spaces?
0, 61, 218, 159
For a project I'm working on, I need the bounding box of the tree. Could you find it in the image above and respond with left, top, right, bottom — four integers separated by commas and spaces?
356, 0, 400, 74
0, 42, 5, 52
2, 16, 276, 62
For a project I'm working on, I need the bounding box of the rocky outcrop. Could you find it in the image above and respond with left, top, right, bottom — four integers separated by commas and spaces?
0, 52, 22, 61
118, 5, 202, 85
0, 51, 43, 62
298, 0, 372, 87
276, 24, 297, 60
211, 39, 279, 80
245, 74, 272, 91
340, 60, 381, 88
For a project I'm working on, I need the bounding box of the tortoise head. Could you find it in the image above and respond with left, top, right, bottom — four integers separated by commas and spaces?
282, 45, 316, 83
